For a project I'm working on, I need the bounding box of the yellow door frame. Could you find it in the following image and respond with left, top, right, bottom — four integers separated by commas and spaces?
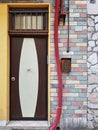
0, 3, 50, 121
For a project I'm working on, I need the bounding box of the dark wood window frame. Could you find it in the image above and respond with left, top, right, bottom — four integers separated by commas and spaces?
9, 8, 48, 36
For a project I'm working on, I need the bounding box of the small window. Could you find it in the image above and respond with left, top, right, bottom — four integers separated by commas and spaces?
14, 13, 44, 30
9, 8, 48, 35
90, 0, 96, 4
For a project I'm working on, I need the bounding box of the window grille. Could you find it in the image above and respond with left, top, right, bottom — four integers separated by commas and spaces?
9, 9, 48, 35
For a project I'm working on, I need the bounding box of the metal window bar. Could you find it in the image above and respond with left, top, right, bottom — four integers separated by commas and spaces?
43, 13, 45, 30
25, 13, 26, 29
36, 12, 37, 30
13, 13, 15, 29
45, 13, 48, 30
41, 12, 43, 29
9, 10, 48, 13
20, 13, 21, 29
31, 13, 32, 29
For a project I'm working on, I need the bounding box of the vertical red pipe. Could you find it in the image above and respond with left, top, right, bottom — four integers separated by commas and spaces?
49, 0, 63, 129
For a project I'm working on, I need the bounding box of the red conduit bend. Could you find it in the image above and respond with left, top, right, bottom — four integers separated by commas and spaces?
49, 0, 63, 130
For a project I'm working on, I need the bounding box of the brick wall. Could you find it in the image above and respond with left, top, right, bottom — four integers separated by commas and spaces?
50, 1, 87, 124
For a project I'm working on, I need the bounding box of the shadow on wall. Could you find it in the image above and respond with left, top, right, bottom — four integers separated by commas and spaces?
55, 116, 98, 130
58, 118, 90, 130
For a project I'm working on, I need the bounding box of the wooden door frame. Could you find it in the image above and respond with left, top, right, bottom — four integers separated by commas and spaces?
9, 3, 50, 121
0, 3, 50, 121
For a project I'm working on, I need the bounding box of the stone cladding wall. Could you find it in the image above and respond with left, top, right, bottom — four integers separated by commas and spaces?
88, 15, 98, 129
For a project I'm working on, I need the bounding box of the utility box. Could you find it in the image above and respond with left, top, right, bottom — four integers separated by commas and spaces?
61, 58, 71, 74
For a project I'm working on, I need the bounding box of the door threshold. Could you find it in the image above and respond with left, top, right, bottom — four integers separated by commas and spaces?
7, 121, 50, 129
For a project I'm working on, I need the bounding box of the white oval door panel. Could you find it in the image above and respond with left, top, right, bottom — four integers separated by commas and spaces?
19, 38, 39, 117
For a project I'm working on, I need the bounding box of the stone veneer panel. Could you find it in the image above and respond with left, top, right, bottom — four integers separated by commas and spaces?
88, 15, 98, 129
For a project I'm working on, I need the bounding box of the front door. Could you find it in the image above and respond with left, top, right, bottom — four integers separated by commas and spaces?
10, 36, 47, 120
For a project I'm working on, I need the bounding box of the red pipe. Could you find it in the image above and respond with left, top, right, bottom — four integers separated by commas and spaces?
49, 0, 63, 129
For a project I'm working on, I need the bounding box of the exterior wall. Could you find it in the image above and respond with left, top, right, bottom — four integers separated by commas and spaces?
87, 0, 98, 128
88, 15, 98, 129
0, 4, 9, 121
50, 0, 87, 128
87, 0, 98, 14
0, 0, 88, 129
